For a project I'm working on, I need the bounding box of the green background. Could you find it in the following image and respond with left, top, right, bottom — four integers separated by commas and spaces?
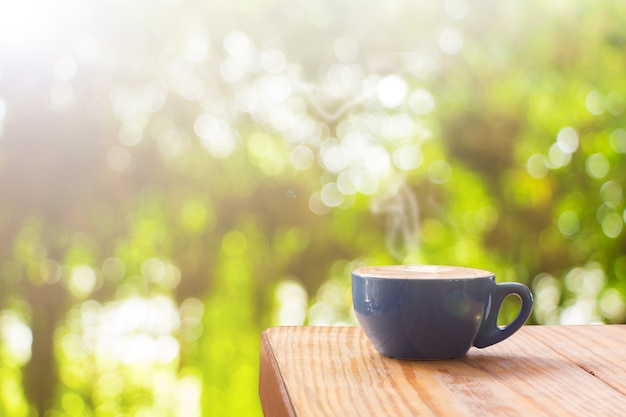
0, 0, 625, 415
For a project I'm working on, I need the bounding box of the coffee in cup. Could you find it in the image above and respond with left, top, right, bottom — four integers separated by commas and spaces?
352, 265, 533, 360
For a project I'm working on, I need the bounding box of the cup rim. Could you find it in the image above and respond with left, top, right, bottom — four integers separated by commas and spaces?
352, 264, 495, 280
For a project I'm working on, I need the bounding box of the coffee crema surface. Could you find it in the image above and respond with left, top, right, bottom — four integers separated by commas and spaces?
353, 265, 494, 280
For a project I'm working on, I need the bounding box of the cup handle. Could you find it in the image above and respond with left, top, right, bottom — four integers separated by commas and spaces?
473, 282, 534, 349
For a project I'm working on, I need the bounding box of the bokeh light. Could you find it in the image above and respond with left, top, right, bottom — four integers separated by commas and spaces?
0, 311, 32, 366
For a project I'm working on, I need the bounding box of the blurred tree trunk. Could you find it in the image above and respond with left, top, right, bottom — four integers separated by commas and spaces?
22, 282, 68, 417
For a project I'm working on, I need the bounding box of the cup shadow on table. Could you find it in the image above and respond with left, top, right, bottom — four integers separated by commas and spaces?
370, 350, 572, 380
458, 352, 569, 378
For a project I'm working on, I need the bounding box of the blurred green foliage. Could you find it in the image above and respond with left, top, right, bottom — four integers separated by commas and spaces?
0, 0, 625, 415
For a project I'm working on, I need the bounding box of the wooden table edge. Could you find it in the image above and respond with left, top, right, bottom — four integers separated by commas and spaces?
259, 330, 297, 417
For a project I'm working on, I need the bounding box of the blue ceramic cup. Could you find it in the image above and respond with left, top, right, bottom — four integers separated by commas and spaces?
352, 265, 533, 360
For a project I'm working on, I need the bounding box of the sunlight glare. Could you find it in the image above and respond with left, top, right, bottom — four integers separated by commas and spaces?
220, 31, 255, 83
559, 265, 608, 324
121, 334, 157, 365
0, 311, 32, 366
0, 0, 50, 49
178, 374, 202, 417
274, 280, 308, 325
560, 300, 595, 324
377, 75, 407, 108
0, 0, 91, 51
261, 75, 293, 102
363, 145, 391, 177
79, 296, 181, 365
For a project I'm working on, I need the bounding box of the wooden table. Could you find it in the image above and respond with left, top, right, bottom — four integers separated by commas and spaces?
259, 325, 626, 416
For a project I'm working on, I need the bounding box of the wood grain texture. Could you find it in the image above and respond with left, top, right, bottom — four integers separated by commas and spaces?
258, 325, 626, 417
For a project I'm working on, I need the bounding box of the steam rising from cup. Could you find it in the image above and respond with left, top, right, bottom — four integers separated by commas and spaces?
371, 179, 419, 262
